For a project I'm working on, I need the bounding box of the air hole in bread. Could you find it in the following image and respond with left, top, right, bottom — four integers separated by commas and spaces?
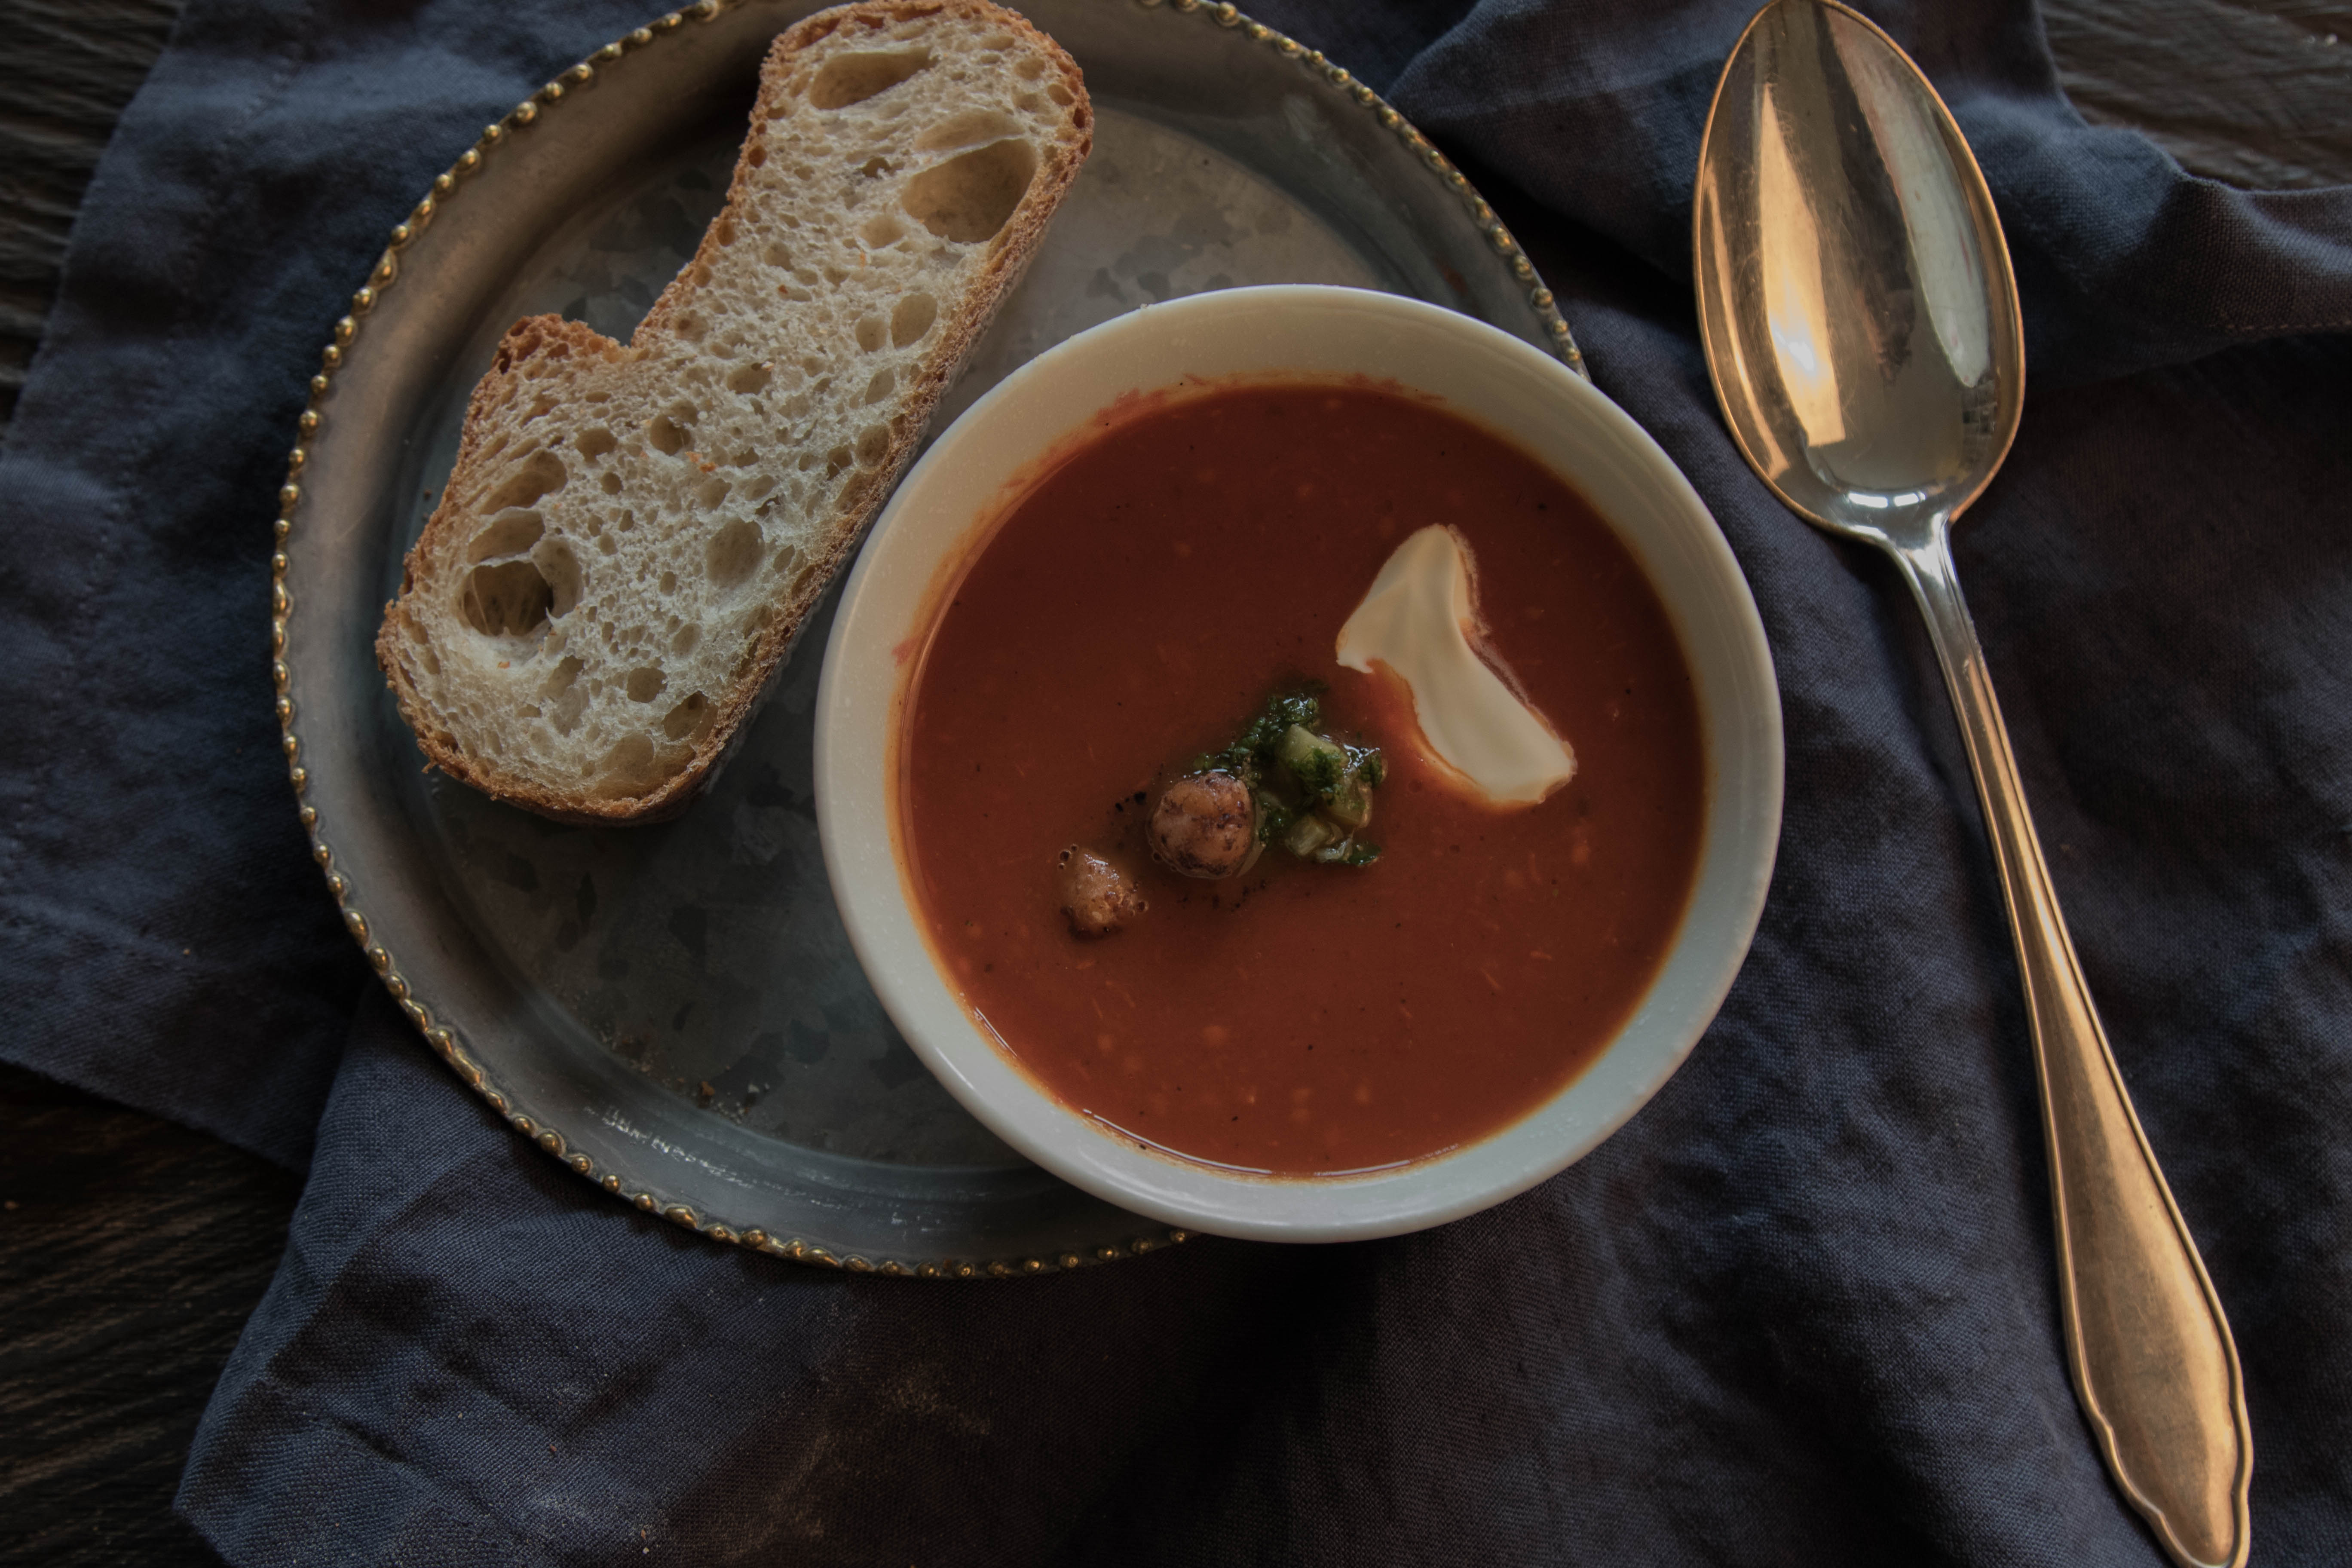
551, 683, 588, 733
698, 476, 732, 508
1046, 81, 1074, 107
823, 444, 853, 481
541, 655, 584, 696
903, 139, 1037, 242
532, 538, 583, 617
677, 312, 708, 342
891, 293, 938, 347
662, 691, 709, 740
1016, 54, 1045, 80
466, 508, 545, 563
594, 733, 661, 796
672, 623, 701, 656
860, 212, 905, 250
647, 416, 688, 456
460, 559, 553, 637
862, 368, 895, 406
914, 109, 1022, 153
744, 473, 776, 503
726, 361, 772, 395
626, 666, 668, 703
527, 545, 581, 625
855, 422, 891, 464
658, 569, 679, 595
809, 48, 931, 109
600, 471, 624, 495
763, 242, 793, 269
484, 448, 568, 511
707, 518, 764, 591
855, 314, 888, 352
574, 426, 618, 460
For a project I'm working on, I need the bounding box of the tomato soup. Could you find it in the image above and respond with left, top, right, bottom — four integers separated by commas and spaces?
897, 383, 1705, 1174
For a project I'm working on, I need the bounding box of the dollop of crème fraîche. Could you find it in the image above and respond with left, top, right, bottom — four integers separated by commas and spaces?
1335, 524, 1575, 806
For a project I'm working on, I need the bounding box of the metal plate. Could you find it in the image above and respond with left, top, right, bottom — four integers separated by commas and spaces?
277, 0, 1581, 1278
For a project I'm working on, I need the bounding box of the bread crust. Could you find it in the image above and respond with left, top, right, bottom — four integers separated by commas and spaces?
375, 0, 1091, 825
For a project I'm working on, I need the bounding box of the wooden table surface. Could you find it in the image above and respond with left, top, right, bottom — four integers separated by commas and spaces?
1, 2, 2345, 1562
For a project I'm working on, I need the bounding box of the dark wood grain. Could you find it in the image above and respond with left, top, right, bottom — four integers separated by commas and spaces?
0, 1, 2345, 1564
0, 0, 185, 425
0, 1065, 295, 1567
2045, 0, 2352, 191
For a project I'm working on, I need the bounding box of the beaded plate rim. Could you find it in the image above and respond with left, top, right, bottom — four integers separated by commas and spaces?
267, 0, 1584, 1280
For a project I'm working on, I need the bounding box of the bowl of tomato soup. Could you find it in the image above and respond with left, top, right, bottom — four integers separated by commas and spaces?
816, 287, 1780, 1241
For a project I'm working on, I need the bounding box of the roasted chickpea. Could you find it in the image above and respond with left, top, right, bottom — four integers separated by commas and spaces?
1057, 845, 1147, 937
1148, 770, 1260, 880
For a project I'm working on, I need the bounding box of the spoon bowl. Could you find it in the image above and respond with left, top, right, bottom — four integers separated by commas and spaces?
1694, 6, 2252, 1567
1695, 0, 2023, 544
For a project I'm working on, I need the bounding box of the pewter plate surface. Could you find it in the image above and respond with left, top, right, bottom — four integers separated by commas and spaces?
288, 0, 1579, 1274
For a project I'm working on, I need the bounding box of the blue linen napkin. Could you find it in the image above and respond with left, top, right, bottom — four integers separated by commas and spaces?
3, 0, 2348, 1561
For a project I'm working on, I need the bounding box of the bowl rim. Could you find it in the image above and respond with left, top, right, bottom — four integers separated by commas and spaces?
815, 284, 1782, 1242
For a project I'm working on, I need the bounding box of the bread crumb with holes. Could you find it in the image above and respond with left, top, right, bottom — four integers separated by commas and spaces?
376, 0, 1090, 824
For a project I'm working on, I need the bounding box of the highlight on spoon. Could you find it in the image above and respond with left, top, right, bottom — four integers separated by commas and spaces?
1692, 0, 2024, 534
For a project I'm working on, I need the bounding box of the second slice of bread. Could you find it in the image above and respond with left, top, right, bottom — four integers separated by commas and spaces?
376, 0, 1090, 823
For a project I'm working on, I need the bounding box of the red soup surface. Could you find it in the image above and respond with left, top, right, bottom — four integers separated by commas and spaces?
898, 383, 1705, 1174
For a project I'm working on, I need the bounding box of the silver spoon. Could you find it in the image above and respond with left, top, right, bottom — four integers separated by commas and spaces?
1692, 4, 2251, 1563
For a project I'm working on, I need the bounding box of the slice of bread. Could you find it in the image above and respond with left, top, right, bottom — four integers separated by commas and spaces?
376, 0, 1090, 824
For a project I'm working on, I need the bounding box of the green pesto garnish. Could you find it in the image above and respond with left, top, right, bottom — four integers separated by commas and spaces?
1253, 789, 1296, 845
1278, 725, 1347, 796
1196, 686, 1386, 868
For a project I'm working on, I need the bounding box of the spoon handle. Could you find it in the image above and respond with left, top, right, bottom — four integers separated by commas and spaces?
1892, 524, 2252, 1568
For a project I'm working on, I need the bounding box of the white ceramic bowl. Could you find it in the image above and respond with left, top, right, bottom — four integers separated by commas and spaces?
815, 285, 1781, 1242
